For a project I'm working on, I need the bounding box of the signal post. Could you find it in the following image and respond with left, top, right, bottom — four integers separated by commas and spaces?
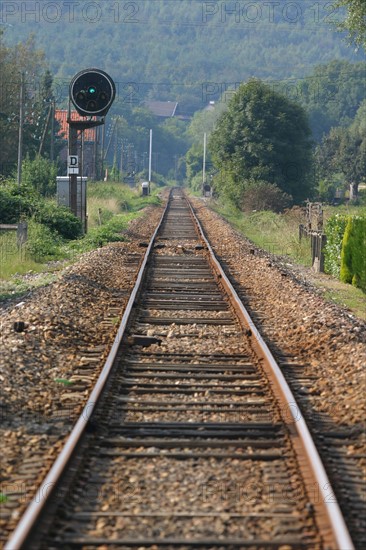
67, 68, 116, 226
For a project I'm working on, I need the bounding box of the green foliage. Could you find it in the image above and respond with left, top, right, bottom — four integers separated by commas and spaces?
54, 378, 74, 386
4, 1, 363, 119
35, 202, 82, 240
340, 216, 366, 290
22, 155, 57, 197
241, 181, 292, 213
209, 80, 314, 204
103, 110, 189, 181
211, 200, 312, 266
82, 214, 131, 248
0, 181, 40, 223
25, 219, 62, 261
315, 100, 366, 196
0, 34, 52, 173
335, 0, 366, 48
324, 214, 349, 277
186, 143, 205, 182
0, 180, 81, 240
299, 61, 366, 141
317, 179, 342, 203
189, 173, 205, 194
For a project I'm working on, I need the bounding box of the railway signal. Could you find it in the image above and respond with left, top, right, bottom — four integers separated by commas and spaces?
69, 68, 116, 117
66, 69, 116, 229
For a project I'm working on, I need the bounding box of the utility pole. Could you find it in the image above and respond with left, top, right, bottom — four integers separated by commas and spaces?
120, 140, 124, 183
17, 73, 25, 188
148, 129, 152, 194
50, 100, 55, 162
38, 103, 52, 156
202, 132, 207, 191
92, 124, 98, 181
113, 119, 118, 181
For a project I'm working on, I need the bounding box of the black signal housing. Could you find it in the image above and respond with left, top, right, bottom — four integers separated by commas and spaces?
69, 68, 116, 117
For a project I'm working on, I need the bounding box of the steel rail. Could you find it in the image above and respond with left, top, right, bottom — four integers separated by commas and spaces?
4, 192, 172, 550
6, 189, 354, 549
186, 193, 355, 550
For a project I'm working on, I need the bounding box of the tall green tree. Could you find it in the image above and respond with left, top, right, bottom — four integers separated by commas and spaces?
298, 60, 366, 141
316, 100, 366, 199
0, 32, 52, 175
335, 0, 366, 48
209, 80, 314, 204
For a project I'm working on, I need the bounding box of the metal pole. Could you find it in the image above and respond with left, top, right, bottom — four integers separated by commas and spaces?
203, 132, 207, 189
17, 73, 25, 188
120, 141, 123, 183
113, 120, 118, 181
68, 124, 78, 217
80, 130, 86, 232
93, 125, 98, 181
148, 129, 152, 194
101, 122, 105, 180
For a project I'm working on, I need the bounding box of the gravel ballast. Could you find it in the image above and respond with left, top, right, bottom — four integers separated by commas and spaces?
0, 204, 164, 545
1, 193, 365, 548
190, 196, 365, 548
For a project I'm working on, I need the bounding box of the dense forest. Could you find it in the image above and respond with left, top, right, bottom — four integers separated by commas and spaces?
2, 0, 365, 113
1, 0, 365, 190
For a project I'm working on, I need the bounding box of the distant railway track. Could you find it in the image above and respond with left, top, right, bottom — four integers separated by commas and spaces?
5, 189, 354, 549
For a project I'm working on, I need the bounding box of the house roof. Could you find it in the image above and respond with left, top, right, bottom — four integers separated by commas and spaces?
145, 101, 178, 117
55, 110, 96, 142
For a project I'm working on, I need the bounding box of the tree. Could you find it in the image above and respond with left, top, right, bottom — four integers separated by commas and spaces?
315, 100, 366, 199
186, 143, 205, 182
22, 155, 57, 197
335, 0, 366, 48
298, 60, 366, 141
209, 80, 314, 204
0, 32, 53, 175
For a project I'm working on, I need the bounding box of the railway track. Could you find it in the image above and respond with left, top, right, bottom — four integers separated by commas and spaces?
5, 189, 354, 549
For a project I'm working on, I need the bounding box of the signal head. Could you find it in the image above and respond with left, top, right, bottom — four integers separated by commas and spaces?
69, 69, 116, 117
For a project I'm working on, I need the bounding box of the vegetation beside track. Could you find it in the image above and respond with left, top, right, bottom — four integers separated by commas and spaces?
0, 182, 164, 300
205, 193, 366, 319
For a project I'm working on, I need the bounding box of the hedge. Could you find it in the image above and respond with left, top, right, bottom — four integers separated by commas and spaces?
0, 181, 82, 240
340, 217, 366, 291
323, 215, 349, 278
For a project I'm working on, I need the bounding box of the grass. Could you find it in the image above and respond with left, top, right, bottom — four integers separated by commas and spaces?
0, 232, 46, 278
208, 195, 365, 319
211, 200, 313, 266
0, 182, 164, 300
321, 280, 366, 320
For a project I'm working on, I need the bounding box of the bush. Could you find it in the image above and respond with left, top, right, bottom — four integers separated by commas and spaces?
241, 181, 292, 213
0, 181, 40, 223
22, 155, 57, 197
26, 219, 62, 261
35, 202, 82, 240
340, 217, 366, 291
83, 213, 134, 247
323, 214, 349, 278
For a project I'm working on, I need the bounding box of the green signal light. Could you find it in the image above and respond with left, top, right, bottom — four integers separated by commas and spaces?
88, 86, 97, 94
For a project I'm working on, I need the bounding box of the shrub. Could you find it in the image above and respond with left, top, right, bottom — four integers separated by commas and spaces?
340, 217, 366, 291
22, 155, 57, 197
35, 202, 82, 240
25, 219, 62, 261
323, 214, 349, 278
241, 181, 292, 213
0, 181, 40, 223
